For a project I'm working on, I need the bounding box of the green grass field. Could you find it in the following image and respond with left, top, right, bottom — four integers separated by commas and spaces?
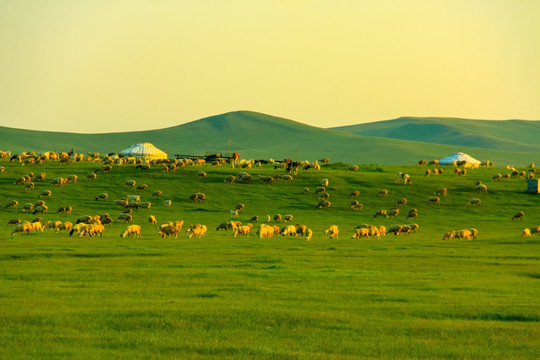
1, 159, 539, 359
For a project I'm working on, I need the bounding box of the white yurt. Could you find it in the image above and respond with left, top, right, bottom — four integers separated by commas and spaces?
438, 152, 481, 168
119, 142, 167, 160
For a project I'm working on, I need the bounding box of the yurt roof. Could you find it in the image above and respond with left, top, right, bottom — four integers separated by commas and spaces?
119, 142, 167, 157
438, 152, 480, 165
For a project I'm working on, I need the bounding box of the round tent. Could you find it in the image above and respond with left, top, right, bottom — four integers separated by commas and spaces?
438, 152, 480, 168
119, 142, 167, 160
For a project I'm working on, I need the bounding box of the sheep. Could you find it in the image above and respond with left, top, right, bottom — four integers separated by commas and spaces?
468, 228, 478, 240
57, 206, 73, 215
248, 216, 258, 223
11, 222, 33, 236
67, 174, 78, 183
86, 172, 97, 181
114, 199, 128, 207
4, 200, 19, 209
321, 179, 329, 187
34, 200, 46, 207
318, 192, 330, 200
163, 199, 172, 207
187, 224, 207, 238
189, 193, 205, 202
469, 198, 482, 206
136, 164, 151, 170
39, 190, 52, 199
45, 220, 62, 231
395, 172, 411, 184
127, 195, 141, 204
418, 159, 427, 165
56, 222, 73, 232
352, 228, 370, 239
425, 169, 431, 176
24, 182, 35, 191
224, 175, 236, 184
126, 202, 140, 210
346, 165, 359, 172
316, 200, 331, 209
149, 215, 157, 224
373, 209, 388, 218
216, 222, 234, 231
49, 177, 67, 186
315, 187, 326, 194
522, 228, 531, 237
294, 224, 307, 237
259, 175, 274, 184
455, 229, 473, 240
279, 174, 293, 182
158, 224, 181, 238
492, 173, 502, 181
116, 214, 133, 223
406, 209, 417, 220
512, 211, 525, 221
428, 160, 439, 166
7, 218, 21, 226
378, 225, 387, 236
138, 202, 151, 210
136, 184, 148, 191
350, 201, 363, 211
386, 208, 398, 219
94, 193, 109, 201
124, 180, 136, 188
387, 225, 403, 235
305, 228, 313, 241
273, 214, 282, 222
237, 173, 253, 183
230, 209, 239, 217
324, 225, 339, 239
530, 226, 540, 235
234, 224, 253, 237
256, 225, 275, 239
120, 225, 141, 238
427, 197, 440, 206
408, 223, 419, 233
377, 189, 389, 197
32, 205, 48, 215
152, 191, 163, 197
435, 188, 447, 196
20, 203, 33, 212
235, 203, 245, 212
349, 190, 360, 199
283, 214, 293, 222
35, 172, 46, 181
395, 198, 407, 206
476, 184, 488, 192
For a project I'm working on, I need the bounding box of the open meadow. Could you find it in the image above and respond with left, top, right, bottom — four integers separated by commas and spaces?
0, 158, 539, 359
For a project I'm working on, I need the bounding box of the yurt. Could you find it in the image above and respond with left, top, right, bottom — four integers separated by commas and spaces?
438, 152, 481, 168
119, 142, 167, 160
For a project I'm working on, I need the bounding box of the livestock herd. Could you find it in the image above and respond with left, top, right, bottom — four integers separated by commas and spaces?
1, 150, 539, 241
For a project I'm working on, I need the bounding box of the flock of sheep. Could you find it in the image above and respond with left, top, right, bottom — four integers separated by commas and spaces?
2, 150, 539, 241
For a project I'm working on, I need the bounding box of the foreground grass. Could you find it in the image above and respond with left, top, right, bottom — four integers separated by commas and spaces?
0, 159, 539, 359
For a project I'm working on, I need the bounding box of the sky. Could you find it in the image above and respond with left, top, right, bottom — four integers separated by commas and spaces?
1, 0, 539, 133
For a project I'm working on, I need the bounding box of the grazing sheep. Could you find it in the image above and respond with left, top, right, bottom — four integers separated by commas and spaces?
40, 190, 52, 198
352, 228, 370, 239
350, 201, 363, 211
67, 175, 78, 183
321, 179, 329, 187
86, 173, 97, 181
11, 222, 33, 236
163, 199, 172, 207
324, 225, 339, 239
316, 200, 331, 209
373, 209, 388, 218
469, 198, 482, 206
256, 225, 275, 239
136, 164, 151, 170
273, 214, 282, 222
32, 205, 48, 215
5, 200, 19, 209
305, 228, 313, 241
318, 192, 330, 200
395, 198, 407, 206
114, 199, 128, 207
216, 222, 234, 231
95, 193, 108, 201
24, 182, 35, 191
427, 197, 440, 206
418, 160, 427, 165
259, 175, 274, 184
149, 215, 157, 224
120, 225, 141, 238
387, 208, 399, 218
387, 225, 403, 236
234, 224, 254, 237
492, 173, 502, 181
136, 184, 148, 191
522, 228, 531, 237
395, 172, 411, 184
468, 228, 478, 240
512, 211, 524, 221
187, 224, 207, 238
349, 190, 360, 199
248, 216, 258, 222
224, 175, 236, 184
408, 223, 419, 233
49, 177, 67, 186
197, 171, 207, 179
57, 206, 72, 215
405, 209, 417, 220
283, 214, 293, 222
35, 172, 46, 181
139, 202, 151, 210
235, 203, 245, 212
7, 218, 21, 226
455, 229, 473, 240
346, 165, 359, 172
127, 195, 141, 204
123, 180, 136, 188
230, 209, 239, 217
315, 187, 326, 194
435, 188, 447, 196
158, 224, 181, 238
152, 191, 163, 197
45, 220, 62, 231
476, 184, 488, 192
377, 189, 389, 197
428, 160, 439, 166
116, 214, 133, 223
56, 221, 73, 232
425, 169, 431, 176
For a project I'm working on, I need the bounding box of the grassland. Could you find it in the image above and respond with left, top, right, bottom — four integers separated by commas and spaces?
0, 159, 539, 359
1, 111, 539, 165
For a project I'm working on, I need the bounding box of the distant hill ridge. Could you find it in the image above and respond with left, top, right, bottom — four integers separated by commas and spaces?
0, 111, 538, 166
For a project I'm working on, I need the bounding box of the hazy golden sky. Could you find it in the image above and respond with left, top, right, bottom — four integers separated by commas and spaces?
1, 0, 539, 133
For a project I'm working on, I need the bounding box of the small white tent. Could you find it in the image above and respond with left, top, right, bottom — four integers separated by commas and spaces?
119, 142, 167, 160
438, 152, 481, 167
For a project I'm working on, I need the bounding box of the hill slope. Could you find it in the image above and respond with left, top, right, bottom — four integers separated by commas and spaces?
333, 117, 540, 152
0, 112, 538, 165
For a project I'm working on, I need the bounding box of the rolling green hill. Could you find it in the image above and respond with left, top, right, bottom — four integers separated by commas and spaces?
1, 112, 539, 166
333, 117, 540, 152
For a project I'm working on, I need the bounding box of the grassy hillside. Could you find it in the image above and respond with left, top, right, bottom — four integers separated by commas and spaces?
1, 112, 539, 166
333, 117, 540, 152
0, 159, 539, 359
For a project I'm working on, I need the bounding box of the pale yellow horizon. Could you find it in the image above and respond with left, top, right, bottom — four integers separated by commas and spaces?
1, 0, 539, 133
